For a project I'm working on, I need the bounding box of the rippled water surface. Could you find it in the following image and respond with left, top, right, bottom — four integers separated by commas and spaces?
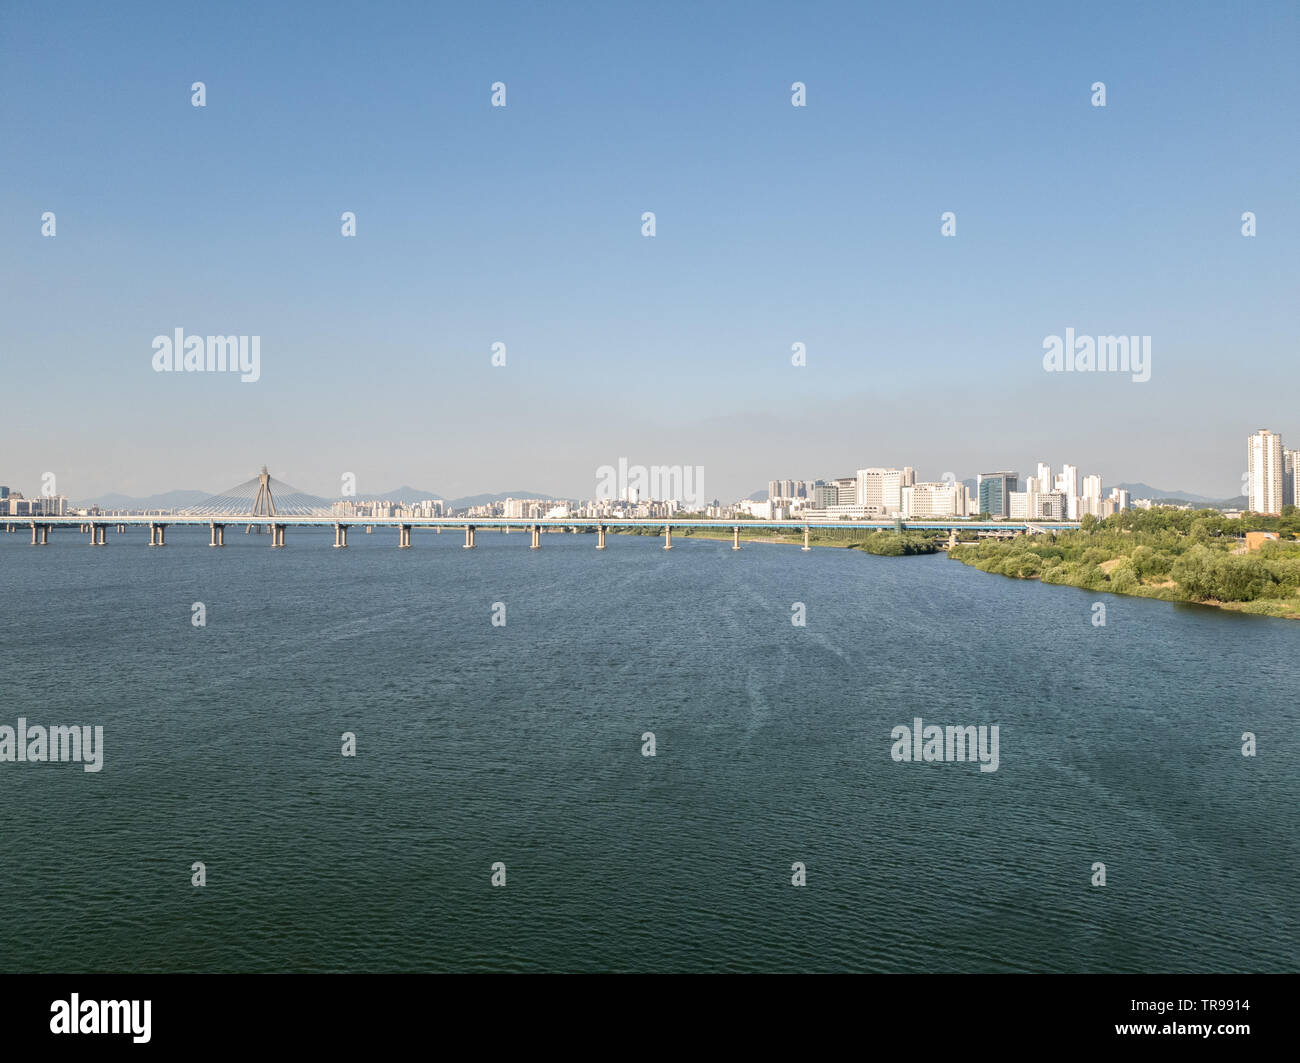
1, 525, 1296, 971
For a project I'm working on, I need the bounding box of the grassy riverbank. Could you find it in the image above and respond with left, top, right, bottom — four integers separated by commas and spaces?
948, 507, 1300, 618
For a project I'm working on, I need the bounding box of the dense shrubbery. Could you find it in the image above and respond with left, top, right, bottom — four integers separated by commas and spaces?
852, 532, 938, 556
948, 506, 1300, 617
1170, 546, 1275, 602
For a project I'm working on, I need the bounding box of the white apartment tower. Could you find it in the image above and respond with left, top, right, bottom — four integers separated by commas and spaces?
1058, 464, 1080, 519
1248, 429, 1285, 515
1082, 474, 1103, 517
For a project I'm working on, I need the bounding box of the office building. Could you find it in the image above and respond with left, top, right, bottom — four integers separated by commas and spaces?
856, 468, 905, 516
902, 481, 965, 518
977, 471, 1018, 518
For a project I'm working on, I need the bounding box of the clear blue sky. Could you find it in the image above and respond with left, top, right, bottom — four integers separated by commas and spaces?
1, 0, 1296, 502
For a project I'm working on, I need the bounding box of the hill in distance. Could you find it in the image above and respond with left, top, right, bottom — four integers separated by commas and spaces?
76, 489, 212, 509
360, 488, 558, 508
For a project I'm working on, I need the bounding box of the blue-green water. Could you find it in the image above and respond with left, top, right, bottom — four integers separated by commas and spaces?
1, 525, 1296, 972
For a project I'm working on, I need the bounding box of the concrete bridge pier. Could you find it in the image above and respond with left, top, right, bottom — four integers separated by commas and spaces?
596, 525, 606, 549
663, 524, 673, 550
802, 525, 811, 551
89, 524, 106, 546
530, 524, 541, 549
732, 526, 741, 550
463, 525, 476, 549
399, 524, 412, 549
149, 523, 167, 547
270, 524, 286, 548
334, 523, 349, 548
209, 523, 226, 547
30, 522, 50, 546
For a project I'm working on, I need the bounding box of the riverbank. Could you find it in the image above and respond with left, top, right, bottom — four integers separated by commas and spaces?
947, 508, 1300, 619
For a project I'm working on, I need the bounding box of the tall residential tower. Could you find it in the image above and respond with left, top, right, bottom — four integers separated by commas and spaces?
1248, 429, 1285, 514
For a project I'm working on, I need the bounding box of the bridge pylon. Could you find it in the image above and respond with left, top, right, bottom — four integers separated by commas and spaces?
250, 466, 277, 518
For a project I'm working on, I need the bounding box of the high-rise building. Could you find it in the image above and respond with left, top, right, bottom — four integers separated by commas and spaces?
1247, 429, 1285, 515
902, 481, 964, 518
1057, 464, 1079, 519
1036, 492, 1066, 519
1082, 474, 1103, 517
856, 468, 905, 515
811, 481, 836, 507
832, 477, 858, 505
1011, 489, 1065, 520
977, 472, 1018, 518
1036, 463, 1052, 493
1285, 450, 1299, 508
767, 480, 781, 501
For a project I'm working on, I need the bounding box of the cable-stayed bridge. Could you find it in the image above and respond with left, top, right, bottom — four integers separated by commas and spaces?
187, 467, 335, 518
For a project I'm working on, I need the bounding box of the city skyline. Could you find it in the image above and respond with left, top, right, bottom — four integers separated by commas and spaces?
2, 427, 1278, 516
0, 456, 1256, 509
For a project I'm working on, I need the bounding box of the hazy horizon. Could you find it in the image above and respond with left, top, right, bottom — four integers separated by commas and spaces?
2, 1, 1296, 502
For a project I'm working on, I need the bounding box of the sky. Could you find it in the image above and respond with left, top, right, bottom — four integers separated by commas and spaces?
1, 0, 1296, 503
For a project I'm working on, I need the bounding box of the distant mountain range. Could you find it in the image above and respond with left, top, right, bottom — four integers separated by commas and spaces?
76, 489, 212, 510
1111, 483, 1236, 505
74, 486, 557, 511
369, 487, 557, 509
947, 479, 1242, 506
751, 480, 1247, 508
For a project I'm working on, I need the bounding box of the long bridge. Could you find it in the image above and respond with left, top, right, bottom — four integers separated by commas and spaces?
8, 468, 1081, 550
